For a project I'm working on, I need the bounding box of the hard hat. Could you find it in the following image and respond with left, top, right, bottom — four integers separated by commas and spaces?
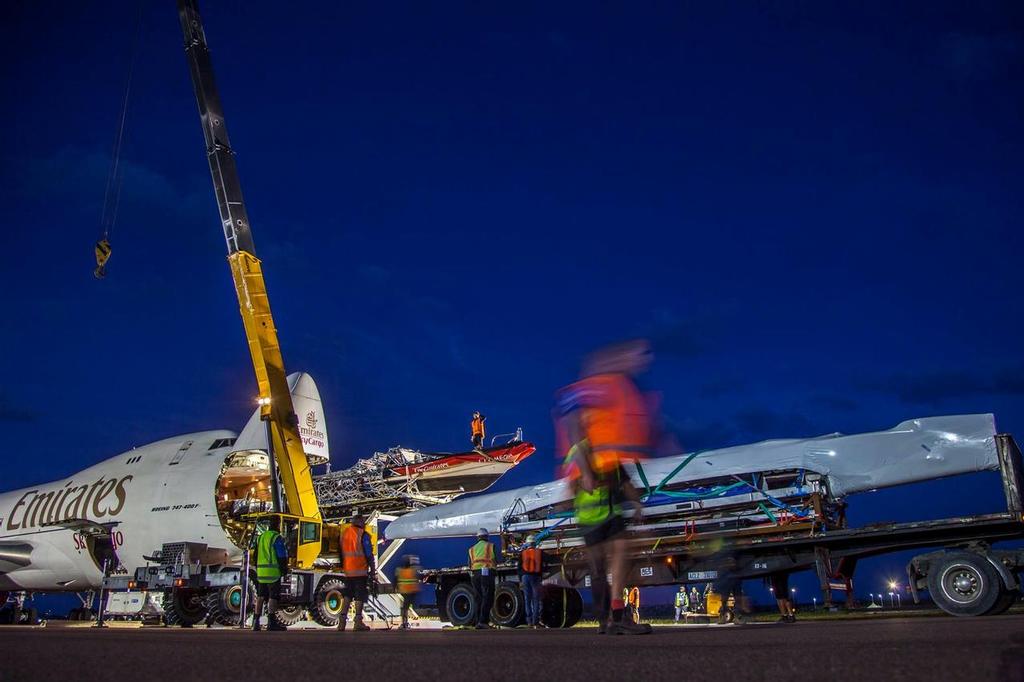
525, 534, 536, 545
476, 528, 489, 538
350, 514, 366, 527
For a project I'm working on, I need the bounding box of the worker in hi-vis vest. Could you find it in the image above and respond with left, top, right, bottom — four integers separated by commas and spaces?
674, 586, 689, 622
555, 339, 653, 635
338, 514, 375, 631
395, 554, 421, 630
471, 412, 486, 450
469, 528, 498, 628
252, 516, 289, 631
518, 535, 543, 628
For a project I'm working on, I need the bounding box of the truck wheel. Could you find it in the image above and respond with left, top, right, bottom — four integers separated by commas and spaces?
984, 589, 1019, 616
271, 605, 305, 627
21, 607, 39, 625
444, 583, 478, 627
926, 552, 1002, 617
162, 589, 208, 627
204, 580, 254, 627
540, 586, 583, 628
491, 583, 526, 628
309, 579, 345, 627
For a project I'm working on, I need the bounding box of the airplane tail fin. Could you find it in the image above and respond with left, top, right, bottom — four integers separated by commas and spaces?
233, 372, 330, 465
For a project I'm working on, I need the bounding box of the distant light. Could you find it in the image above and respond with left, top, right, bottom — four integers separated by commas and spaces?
888, 580, 898, 590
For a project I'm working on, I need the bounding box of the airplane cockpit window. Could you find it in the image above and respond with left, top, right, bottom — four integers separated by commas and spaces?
209, 438, 237, 451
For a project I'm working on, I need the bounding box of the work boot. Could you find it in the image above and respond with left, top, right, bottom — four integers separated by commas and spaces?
252, 619, 261, 632
352, 601, 370, 631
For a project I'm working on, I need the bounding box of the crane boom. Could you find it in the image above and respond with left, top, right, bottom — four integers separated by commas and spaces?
176, 0, 322, 537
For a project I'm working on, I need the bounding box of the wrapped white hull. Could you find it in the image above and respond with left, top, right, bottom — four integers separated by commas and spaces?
385, 414, 998, 540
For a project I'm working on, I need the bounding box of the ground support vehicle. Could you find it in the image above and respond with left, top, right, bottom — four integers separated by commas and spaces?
425, 434, 1024, 625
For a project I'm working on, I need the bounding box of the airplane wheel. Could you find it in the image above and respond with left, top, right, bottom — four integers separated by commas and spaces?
271, 605, 305, 627
309, 579, 345, 627
163, 589, 208, 627
540, 587, 583, 628
22, 607, 39, 625
204, 580, 254, 627
491, 583, 526, 628
444, 583, 479, 627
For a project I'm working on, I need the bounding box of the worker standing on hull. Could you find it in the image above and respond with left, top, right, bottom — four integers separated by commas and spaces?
556, 340, 654, 635
518, 535, 543, 628
338, 515, 374, 632
469, 528, 497, 629
253, 517, 288, 631
471, 412, 487, 450
395, 555, 421, 630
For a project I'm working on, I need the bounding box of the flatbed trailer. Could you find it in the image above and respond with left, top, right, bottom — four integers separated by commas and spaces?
424, 434, 1024, 627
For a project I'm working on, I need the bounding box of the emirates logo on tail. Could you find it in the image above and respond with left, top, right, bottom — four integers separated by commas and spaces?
305, 410, 318, 429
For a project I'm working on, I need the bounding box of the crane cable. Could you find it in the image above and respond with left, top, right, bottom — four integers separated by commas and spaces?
95, 3, 144, 279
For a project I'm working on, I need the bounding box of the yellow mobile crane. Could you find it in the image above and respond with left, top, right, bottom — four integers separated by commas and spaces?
175, 0, 352, 627
177, 0, 326, 568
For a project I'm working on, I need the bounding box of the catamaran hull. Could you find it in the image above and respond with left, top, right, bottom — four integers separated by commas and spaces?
385, 414, 999, 540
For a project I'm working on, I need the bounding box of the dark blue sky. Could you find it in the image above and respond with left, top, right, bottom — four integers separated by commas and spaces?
3, 1, 1023, 606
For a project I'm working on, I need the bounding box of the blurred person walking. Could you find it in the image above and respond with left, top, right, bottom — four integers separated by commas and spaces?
556, 340, 654, 635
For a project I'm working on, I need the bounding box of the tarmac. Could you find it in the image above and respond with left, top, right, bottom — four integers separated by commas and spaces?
2, 615, 1023, 681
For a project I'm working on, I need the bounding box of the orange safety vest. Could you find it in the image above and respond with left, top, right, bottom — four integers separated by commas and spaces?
469, 540, 495, 570
342, 526, 369, 577
471, 416, 485, 437
521, 547, 542, 575
575, 373, 651, 475
396, 566, 420, 594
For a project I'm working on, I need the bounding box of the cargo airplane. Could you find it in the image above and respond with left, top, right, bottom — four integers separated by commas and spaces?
0, 373, 328, 613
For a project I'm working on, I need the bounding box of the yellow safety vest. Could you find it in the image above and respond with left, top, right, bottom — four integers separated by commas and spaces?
256, 530, 282, 584
469, 540, 495, 570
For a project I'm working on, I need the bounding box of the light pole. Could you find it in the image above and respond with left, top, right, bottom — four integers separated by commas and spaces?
869, 593, 875, 606
888, 591, 895, 608
812, 597, 817, 611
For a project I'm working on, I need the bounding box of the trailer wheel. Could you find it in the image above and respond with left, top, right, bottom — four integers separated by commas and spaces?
491, 583, 526, 628
309, 579, 345, 627
445, 583, 478, 627
540, 586, 583, 628
162, 589, 208, 627
927, 552, 1002, 617
984, 588, 1019, 616
271, 605, 305, 627
204, 580, 254, 627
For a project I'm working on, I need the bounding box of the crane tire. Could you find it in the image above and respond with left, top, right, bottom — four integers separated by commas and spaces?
309, 579, 345, 627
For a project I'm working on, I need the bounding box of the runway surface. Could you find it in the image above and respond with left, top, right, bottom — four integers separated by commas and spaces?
3, 616, 1023, 681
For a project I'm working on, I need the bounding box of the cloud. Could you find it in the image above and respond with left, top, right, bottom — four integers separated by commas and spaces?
7, 147, 205, 221
808, 393, 859, 412
876, 366, 1024, 405
0, 398, 37, 424
940, 32, 1023, 82
646, 309, 709, 359
733, 408, 814, 440
698, 378, 745, 399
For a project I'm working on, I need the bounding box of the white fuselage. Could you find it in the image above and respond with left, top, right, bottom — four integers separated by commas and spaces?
0, 431, 241, 592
